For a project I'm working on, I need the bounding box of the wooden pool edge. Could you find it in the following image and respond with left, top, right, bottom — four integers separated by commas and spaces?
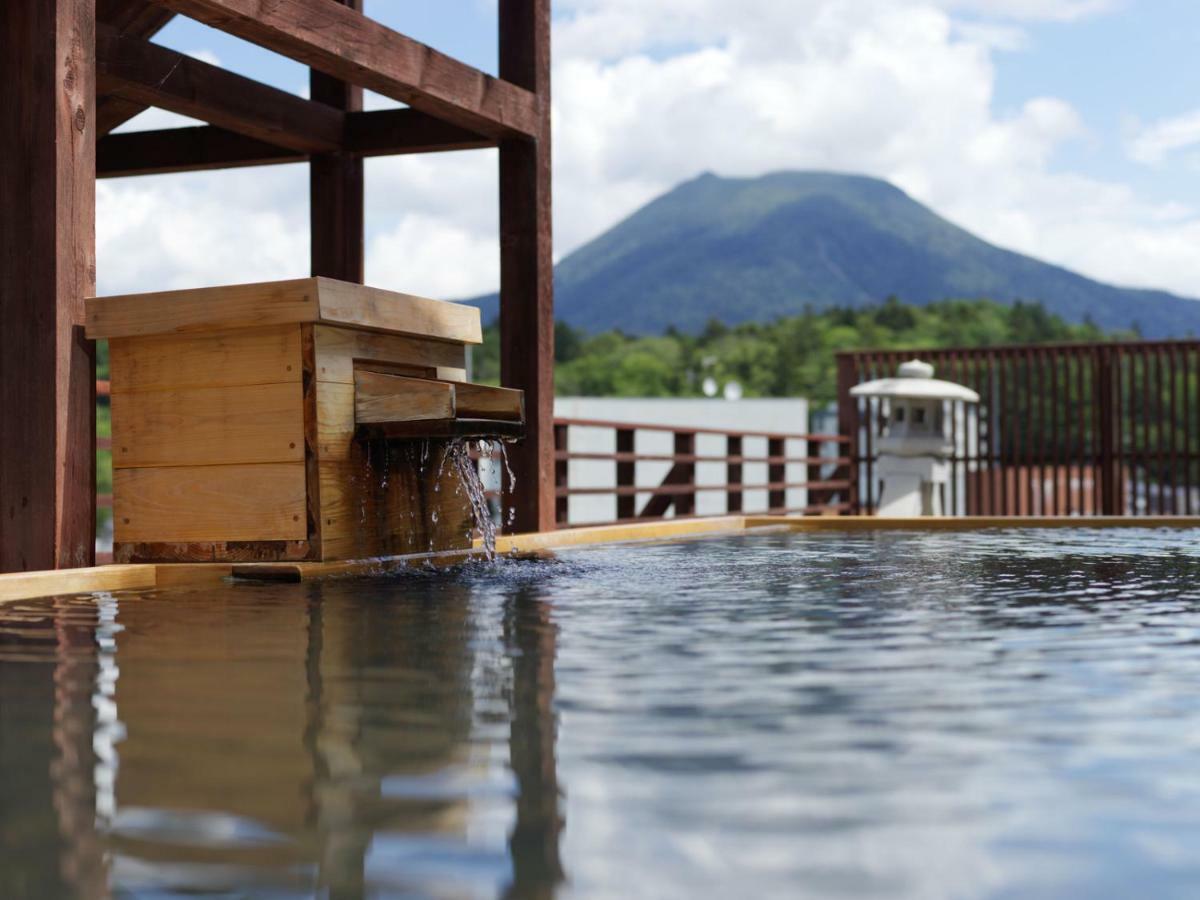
4, 515, 1200, 602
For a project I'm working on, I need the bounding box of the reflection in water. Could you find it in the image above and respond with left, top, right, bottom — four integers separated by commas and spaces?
0, 576, 563, 899
6, 529, 1200, 898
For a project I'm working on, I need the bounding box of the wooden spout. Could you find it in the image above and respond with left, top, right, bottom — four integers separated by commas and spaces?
353, 369, 525, 441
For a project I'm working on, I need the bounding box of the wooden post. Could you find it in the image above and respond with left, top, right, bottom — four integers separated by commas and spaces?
726, 435, 743, 514
499, 0, 554, 534
615, 428, 635, 521
1096, 347, 1119, 515
835, 354, 860, 514
553, 422, 568, 527
674, 432, 696, 517
0, 1, 97, 571
309, 0, 363, 282
768, 437, 786, 514
806, 436, 824, 512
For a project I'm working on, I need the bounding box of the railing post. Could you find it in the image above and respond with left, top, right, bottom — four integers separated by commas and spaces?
675, 431, 696, 516
1096, 347, 1119, 515
768, 437, 785, 513
553, 422, 568, 527
616, 427, 635, 521
726, 435, 743, 513
835, 354, 860, 514
806, 436, 824, 512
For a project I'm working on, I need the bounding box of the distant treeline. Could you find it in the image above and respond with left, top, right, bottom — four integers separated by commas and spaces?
475, 297, 1135, 405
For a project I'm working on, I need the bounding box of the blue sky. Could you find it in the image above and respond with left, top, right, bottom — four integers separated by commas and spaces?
99, 1, 1200, 305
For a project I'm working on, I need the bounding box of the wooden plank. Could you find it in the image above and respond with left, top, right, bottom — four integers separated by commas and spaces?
310, 0, 363, 283
87, 278, 482, 344
109, 325, 302, 392
111, 382, 305, 468
97, 111, 492, 178
354, 371, 456, 424
0, 0, 96, 572
114, 463, 308, 542
151, 0, 538, 139
0, 565, 156, 604
316, 455, 473, 561
116, 540, 310, 563
87, 279, 321, 339
499, 0, 554, 534
96, 24, 344, 153
453, 382, 525, 422
315, 278, 482, 343
312, 325, 465, 383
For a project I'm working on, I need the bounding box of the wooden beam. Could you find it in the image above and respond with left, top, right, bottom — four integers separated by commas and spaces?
310, 0, 363, 282
98, 125, 303, 177
0, 0, 97, 571
97, 111, 492, 178
96, 1, 177, 134
96, 24, 344, 153
499, 0, 555, 533
148, 0, 539, 139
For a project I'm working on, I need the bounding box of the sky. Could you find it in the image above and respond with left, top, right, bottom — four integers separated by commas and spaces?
99, 0, 1200, 308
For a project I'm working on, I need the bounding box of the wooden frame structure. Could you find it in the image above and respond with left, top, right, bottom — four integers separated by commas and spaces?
0, 0, 554, 572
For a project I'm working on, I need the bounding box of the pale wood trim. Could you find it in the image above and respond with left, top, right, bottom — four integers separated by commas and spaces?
86, 278, 482, 343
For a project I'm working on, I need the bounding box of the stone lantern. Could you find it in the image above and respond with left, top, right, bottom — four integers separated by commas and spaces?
850, 359, 979, 517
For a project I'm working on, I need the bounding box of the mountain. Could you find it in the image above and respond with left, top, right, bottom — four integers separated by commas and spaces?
468, 170, 1200, 337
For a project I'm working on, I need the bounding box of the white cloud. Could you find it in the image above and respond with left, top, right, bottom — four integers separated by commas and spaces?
96, 0, 1200, 309
1128, 108, 1200, 165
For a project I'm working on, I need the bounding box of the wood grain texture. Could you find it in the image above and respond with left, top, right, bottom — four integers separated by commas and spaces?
96, 0, 176, 134
312, 325, 465, 383
88, 278, 481, 343
96, 23, 344, 152
317, 452, 473, 560
454, 382, 525, 421
111, 382, 305, 468
354, 371, 456, 424
0, 0, 97, 571
0, 565, 156, 603
499, 0, 554, 534
87, 279, 320, 339
151, 0, 538, 138
114, 463, 308, 542
310, 0, 364, 283
314, 278, 482, 343
115, 540, 311, 563
108, 325, 302, 393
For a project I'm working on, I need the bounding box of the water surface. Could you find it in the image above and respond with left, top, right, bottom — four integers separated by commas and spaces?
4, 528, 1200, 898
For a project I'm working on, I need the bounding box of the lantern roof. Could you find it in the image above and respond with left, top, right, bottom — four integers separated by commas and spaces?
849, 358, 980, 402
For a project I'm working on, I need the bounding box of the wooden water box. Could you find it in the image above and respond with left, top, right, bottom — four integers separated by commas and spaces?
86, 278, 524, 563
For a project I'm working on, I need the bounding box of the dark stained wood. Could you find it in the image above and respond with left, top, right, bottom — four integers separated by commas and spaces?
98, 111, 492, 178
150, 0, 539, 138
553, 423, 569, 525
346, 109, 491, 156
310, 0, 363, 282
615, 429, 635, 520
98, 0, 175, 35
96, 24, 344, 153
726, 435, 743, 513
0, 0, 97, 571
300, 325, 323, 553
96, 0, 177, 134
115, 540, 311, 563
499, 0, 554, 533
98, 125, 302, 176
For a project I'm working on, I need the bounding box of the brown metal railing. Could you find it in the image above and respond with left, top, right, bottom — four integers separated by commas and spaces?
553, 417, 852, 527
838, 340, 1200, 516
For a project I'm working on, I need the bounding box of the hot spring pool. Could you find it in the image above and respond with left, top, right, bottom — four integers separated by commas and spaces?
4, 527, 1200, 898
